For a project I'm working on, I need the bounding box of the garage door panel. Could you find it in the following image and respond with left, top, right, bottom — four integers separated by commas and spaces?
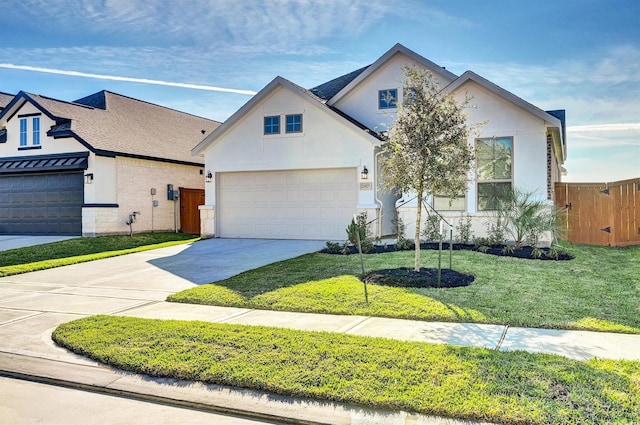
0, 172, 83, 235
218, 168, 357, 240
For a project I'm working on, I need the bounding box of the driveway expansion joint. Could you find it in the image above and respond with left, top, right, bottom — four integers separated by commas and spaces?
216, 309, 257, 323
108, 300, 161, 315
495, 325, 509, 350
338, 316, 373, 334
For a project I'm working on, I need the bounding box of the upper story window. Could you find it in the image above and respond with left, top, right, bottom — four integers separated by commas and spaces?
264, 115, 280, 135
20, 118, 27, 146
476, 136, 513, 211
378, 89, 397, 109
32, 117, 40, 145
19, 115, 41, 148
285, 114, 302, 133
403, 87, 418, 105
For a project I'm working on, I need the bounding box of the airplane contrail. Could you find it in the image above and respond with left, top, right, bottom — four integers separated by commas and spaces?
0, 63, 257, 95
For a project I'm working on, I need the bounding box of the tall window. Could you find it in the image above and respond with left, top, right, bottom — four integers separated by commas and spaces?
477, 137, 513, 210
19, 118, 27, 146
378, 89, 397, 109
264, 116, 280, 135
285, 114, 302, 133
32, 117, 40, 145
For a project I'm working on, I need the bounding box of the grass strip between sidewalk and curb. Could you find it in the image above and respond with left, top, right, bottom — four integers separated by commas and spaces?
53, 315, 640, 425
0, 233, 198, 277
168, 244, 640, 334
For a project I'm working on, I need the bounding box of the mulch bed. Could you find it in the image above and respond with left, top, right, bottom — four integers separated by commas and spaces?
322, 242, 574, 261
363, 267, 474, 289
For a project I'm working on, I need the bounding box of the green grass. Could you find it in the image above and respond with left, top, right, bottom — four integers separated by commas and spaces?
169, 244, 640, 333
0, 232, 198, 277
53, 315, 640, 425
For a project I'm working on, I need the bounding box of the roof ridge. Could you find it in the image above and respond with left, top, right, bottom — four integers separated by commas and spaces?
100, 90, 221, 123
26, 91, 96, 110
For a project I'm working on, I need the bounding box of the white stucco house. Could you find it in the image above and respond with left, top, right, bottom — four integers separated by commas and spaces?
0, 90, 220, 236
193, 44, 566, 241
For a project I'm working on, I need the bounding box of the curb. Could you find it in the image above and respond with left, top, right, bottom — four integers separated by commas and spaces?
0, 352, 495, 425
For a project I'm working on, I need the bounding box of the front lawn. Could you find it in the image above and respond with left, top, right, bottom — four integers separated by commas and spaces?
0, 232, 198, 277
169, 244, 640, 333
53, 315, 640, 425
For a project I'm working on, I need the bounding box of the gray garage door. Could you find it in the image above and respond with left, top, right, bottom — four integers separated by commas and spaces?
0, 172, 83, 235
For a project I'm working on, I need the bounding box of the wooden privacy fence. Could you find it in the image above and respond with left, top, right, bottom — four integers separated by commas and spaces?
555, 178, 640, 246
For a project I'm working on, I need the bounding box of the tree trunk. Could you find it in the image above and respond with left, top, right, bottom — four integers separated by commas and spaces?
414, 188, 423, 272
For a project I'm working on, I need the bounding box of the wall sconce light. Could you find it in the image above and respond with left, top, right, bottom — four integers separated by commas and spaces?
205, 170, 213, 183
361, 166, 369, 180
84, 173, 94, 184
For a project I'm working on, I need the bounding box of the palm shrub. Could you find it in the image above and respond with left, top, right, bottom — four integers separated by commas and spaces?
496, 188, 562, 247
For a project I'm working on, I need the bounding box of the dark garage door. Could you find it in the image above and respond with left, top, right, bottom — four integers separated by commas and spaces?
0, 172, 83, 235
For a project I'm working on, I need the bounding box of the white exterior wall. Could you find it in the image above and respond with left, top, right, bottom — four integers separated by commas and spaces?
84, 157, 204, 236
201, 85, 379, 238
331, 53, 453, 132
395, 80, 554, 243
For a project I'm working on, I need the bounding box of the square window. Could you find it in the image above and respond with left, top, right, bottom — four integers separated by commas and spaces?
478, 182, 512, 211
264, 116, 280, 135
378, 89, 397, 109
285, 114, 302, 133
404, 87, 417, 105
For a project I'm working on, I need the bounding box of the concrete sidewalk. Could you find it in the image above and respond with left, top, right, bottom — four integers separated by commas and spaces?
116, 302, 640, 362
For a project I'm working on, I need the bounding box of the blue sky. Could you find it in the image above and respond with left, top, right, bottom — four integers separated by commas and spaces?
1, 0, 638, 182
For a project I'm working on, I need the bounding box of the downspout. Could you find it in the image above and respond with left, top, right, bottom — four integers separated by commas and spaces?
374, 147, 384, 238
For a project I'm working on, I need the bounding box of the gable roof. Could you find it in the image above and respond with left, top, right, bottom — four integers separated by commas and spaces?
192, 76, 383, 155
326, 43, 458, 106
443, 71, 566, 163
0, 91, 220, 165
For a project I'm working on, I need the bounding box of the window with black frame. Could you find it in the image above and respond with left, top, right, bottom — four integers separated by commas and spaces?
476, 136, 513, 211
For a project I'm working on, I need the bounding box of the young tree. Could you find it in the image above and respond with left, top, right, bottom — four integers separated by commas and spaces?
381, 66, 480, 271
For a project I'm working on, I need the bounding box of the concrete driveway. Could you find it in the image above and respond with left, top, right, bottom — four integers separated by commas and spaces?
0, 235, 78, 252
0, 238, 326, 362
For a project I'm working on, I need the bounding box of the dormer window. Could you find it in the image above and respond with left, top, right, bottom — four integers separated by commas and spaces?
378, 89, 397, 109
19, 114, 41, 148
264, 116, 280, 135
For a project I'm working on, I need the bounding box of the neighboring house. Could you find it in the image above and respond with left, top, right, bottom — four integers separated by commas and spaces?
0, 92, 14, 112
193, 43, 566, 241
0, 90, 220, 236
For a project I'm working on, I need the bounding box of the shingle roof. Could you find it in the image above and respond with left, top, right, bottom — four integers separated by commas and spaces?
0, 92, 14, 111
2, 91, 220, 165
309, 65, 370, 100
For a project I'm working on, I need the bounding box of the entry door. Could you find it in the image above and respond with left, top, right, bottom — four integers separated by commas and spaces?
179, 188, 205, 234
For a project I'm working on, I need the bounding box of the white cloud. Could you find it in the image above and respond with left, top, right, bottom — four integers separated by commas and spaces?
2, 0, 394, 53
568, 123, 640, 133
0, 63, 257, 95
